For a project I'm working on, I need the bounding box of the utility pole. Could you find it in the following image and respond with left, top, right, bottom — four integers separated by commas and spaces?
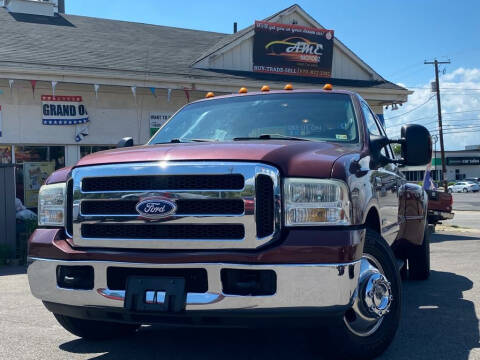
425, 59, 450, 190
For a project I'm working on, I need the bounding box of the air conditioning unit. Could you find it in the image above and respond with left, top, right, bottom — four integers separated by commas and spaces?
4, 0, 58, 16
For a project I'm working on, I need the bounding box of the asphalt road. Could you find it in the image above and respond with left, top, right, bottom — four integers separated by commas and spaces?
443, 210, 480, 230
452, 192, 480, 211
1, 230, 479, 360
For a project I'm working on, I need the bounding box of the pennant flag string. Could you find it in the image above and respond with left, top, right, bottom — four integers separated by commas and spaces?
94, 84, 100, 100
8, 80, 14, 96
131, 86, 137, 100
149, 87, 156, 98
30, 80, 37, 98
51, 81, 58, 96
183, 88, 190, 103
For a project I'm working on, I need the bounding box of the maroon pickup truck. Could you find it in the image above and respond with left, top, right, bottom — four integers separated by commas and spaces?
28, 87, 432, 359
427, 190, 454, 225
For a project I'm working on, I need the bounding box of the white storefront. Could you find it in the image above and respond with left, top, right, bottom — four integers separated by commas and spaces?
0, 1, 411, 206
402, 149, 480, 182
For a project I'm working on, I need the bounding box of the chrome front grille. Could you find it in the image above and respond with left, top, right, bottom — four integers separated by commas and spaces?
70, 162, 281, 249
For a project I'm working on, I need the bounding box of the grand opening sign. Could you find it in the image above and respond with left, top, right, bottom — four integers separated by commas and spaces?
253, 21, 334, 78
42, 95, 89, 125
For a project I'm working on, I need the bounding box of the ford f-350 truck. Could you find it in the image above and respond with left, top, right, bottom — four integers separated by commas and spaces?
28, 86, 432, 359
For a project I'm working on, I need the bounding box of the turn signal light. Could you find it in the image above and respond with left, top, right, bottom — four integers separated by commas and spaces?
284, 84, 294, 90
323, 84, 333, 91
239, 87, 248, 94
205, 92, 215, 98
261, 85, 270, 92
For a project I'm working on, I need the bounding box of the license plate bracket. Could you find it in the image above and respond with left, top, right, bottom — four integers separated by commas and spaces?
124, 276, 186, 312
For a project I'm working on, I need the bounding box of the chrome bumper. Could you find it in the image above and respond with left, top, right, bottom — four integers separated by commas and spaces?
28, 258, 360, 311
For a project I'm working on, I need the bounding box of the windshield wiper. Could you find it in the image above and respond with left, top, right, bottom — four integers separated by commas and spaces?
233, 134, 311, 141
155, 138, 214, 144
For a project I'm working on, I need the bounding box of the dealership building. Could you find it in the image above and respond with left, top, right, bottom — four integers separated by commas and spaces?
402, 147, 480, 183
0, 0, 411, 206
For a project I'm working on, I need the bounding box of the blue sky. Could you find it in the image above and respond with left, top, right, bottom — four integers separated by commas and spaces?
67, 0, 480, 150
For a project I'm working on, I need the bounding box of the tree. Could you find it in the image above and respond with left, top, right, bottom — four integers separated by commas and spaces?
392, 144, 402, 157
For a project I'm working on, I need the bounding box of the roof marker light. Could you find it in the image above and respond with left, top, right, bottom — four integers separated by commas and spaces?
261, 85, 270, 92
239, 87, 248, 94
323, 84, 333, 91
205, 92, 215, 98
284, 84, 294, 90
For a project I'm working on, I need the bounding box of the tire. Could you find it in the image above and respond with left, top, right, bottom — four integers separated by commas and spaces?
463, 187, 468, 193
322, 229, 402, 360
53, 314, 140, 340
408, 225, 431, 280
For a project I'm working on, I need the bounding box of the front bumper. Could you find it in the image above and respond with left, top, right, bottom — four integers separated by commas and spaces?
28, 257, 360, 318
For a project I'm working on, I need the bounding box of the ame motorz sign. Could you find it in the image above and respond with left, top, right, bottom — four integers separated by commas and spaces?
42, 95, 89, 125
253, 20, 334, 78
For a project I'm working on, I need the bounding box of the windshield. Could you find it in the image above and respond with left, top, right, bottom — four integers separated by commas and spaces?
149, 93, 358, 144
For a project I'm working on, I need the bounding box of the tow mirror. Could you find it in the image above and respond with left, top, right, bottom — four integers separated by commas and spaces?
117, 137, 134, 148
400, 124, 432, 166
369, 124, 431, 168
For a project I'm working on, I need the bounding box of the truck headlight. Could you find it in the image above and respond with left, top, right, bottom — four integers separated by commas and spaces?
38, 183, 66, 227
284, 178, 351, 226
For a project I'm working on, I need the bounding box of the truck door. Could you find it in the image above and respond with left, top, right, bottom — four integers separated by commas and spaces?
362, 102, 403, 244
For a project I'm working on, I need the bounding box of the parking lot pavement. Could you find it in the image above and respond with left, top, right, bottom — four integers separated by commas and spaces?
452, 192, 480, 211
1, 231, 479, 360
442, 210, 480, 230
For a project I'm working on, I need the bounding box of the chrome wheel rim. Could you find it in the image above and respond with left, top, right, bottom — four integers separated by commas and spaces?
344, 254, 393, 337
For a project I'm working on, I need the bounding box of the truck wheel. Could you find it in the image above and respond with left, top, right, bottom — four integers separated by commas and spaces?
408, 225, 431, 280
53, 314, 140, 340
323, 229, 401, 360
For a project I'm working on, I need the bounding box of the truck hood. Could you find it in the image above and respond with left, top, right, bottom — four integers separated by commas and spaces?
75, 141, 359, 178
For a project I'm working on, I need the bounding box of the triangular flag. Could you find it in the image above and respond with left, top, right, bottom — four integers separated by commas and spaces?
131, 86, 137, 100
167, 88, 172, 102
8, 80, 14, 96
149, 87, 156, 98
51, 81, 58, 96
30, 80, 37, 98
94, 84, 100, 100
184, 88, 190, 103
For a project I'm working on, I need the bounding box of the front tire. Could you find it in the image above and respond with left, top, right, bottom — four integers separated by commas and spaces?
53, 314, 140, 340
323, 229, 401, 360
463, 187, 468, 193
408, 225, 431, 280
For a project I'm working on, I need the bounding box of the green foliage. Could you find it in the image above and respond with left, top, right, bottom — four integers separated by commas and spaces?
392, 144, 402, 157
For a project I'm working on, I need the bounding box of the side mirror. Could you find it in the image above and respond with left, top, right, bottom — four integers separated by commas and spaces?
400, 124, 432, 166
117, 137, 134, 148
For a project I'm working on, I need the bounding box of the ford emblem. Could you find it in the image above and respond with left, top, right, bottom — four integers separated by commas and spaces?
135, 198, 177, 219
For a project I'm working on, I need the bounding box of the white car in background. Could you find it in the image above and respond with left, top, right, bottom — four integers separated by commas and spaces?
448, 181, 480, 193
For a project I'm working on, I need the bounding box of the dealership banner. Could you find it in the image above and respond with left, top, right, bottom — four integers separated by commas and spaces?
41, 95, 89, 125
253, 20, 334, 78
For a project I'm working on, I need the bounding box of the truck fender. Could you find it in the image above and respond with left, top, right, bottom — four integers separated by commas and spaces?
398, 183, 427, 246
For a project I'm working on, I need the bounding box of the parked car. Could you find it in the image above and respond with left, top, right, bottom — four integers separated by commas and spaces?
27, 87, 432, 360
448, 181, 480, 193
465, 177, 480, 184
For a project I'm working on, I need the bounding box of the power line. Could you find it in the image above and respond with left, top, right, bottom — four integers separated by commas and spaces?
384, 95, 435, 120
386, 117, 480, 131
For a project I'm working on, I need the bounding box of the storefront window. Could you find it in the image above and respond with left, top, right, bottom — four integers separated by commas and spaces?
0, 145, 13, 164
14, 145, 65, 208
80, 145, 114, 158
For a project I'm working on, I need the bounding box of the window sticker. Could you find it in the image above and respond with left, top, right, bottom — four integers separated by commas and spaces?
336, 134, 348, 140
